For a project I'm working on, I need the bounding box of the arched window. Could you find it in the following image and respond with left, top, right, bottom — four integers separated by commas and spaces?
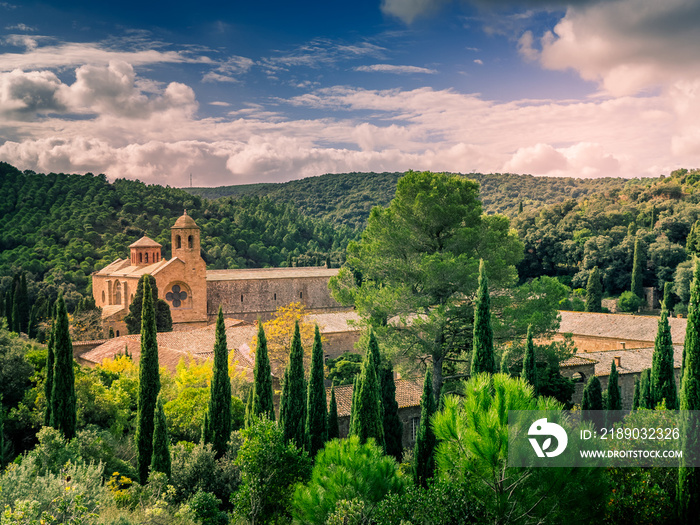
116, 330, 120, 337
188, 235, 193, 249
176, 235, 182, 249
114, 281, 122, 306
572, 372, 586, 383
145, 253, 149, 263
139, 253, 143, 263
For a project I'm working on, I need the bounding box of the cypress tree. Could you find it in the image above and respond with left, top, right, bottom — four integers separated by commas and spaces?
125, 275, 172, 334
518, 200, 523, 214
136, 278, 161, 484
581, 376, 603, 428
44, 325, 55, 426
280, 321, 307, 448
585, 266, 603, 313
679, 259, 700, 522
632, 377, 641, 410
631, 237, 645, 300
368, 327, 381, 372
151, 394, 171, 478
687, 220, 700, 257
244, 388, 253, 428
651, 310, 678, 409
639, 369, 652, 409
306, 325, 327, 456
49, 295, 76, 439
606, 361, 622, 418
349, 343, 385, 448
4, 289, 12, 331
380, 363, 403, 462
202, 412, 210, 443
522, 325, 537, 391
662, 281, 675, 312
327, 385, 339, 440
500, 347, 511, 375
11, 298, 19, 334
17, 273, 29, 334
471, 259, 495, 375
348, 374, 358, 431
0, 395, 5, 469
28, 304, 39, 340
205, 307, 231, 458
251, 322, 275, 421
413, 367, 436, 487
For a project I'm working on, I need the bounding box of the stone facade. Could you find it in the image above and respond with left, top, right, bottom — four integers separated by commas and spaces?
93, 213, 342, 334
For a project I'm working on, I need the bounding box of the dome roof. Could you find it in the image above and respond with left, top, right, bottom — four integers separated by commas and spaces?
129, 236, 162, 248
173, 211, 199, 229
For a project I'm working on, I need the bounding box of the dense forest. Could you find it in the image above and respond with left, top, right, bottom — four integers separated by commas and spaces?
185, 171, 639, 231
0, 162, 352, 313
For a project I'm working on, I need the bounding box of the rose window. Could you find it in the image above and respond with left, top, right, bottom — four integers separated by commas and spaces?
166, 285, 188, 308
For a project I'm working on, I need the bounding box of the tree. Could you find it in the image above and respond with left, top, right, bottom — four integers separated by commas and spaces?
291, 436, 405, 524
251, 322, 275, 421
471, 259, 496, 375
49, 295, 76, 439
413, 367, 436, 487
305, 325, 327, 456
327, 385, 339, 441
521, 325, 537, 390
632, 377, 641, 410
618, 291, 643, 313
349, 343, 384, 449
124, 274, 172, 334
0, 395, 5, 469
151, 394, 171, 478
585, 266, 603, 313
280, 321, 307, 449
204, 306, 231, 458
329, 170, 523, 402
44, 326, 55, 426
380, 362, 403, 463
581, 376, 603, 428
686, 220, 700, 256
631, 237, 645, 301
606, 360, 622, 413
15, 273, 29, 334
136, 278, 161, 484
679, 259, 700, 523
639, 368, 653, 409
432, 373, 606, 524
662, 281, 675, 312
651, 309, 678, 409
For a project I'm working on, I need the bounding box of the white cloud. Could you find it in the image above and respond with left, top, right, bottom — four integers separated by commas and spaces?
260, 38, 385, 73
5, 23, 35, 31
473, 59, 483, 65
355, 64, 437, 74
0, 69, 66, 118
380, 0, 452, 24
202, 55, 254, 83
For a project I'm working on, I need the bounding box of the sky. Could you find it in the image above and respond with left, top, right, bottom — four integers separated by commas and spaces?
1, 0, 699, 186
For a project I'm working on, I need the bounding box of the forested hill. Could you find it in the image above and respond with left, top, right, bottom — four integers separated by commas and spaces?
0, 162, 351, 311
514, 168, 700, 313
184, 171, 639, 231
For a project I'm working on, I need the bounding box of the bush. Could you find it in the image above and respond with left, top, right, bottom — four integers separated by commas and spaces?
618, 292, 643, 313
291, 436, 405, 524
180, 491, 227, 525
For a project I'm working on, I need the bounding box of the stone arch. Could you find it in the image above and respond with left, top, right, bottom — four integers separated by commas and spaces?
176, 235, 182, 249
572, 371, 586, 383
113, 280, 122, 306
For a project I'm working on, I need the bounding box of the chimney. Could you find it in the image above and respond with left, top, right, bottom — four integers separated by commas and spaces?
619, 341, 626, 350
614, 356, 621, 368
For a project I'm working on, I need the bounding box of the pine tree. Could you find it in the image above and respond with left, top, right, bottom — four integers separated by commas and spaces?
205, 307, 231, 458
251, 322, 275, 421
471, 259, 495, 375
349, 343, 385, 449
585, 266, 603, 313
151, 394, 171, 478
413, 367, 436, 487
44, 325, 55, 426
327, 385, 339, 440
651, 309, 678, 409
380, 363, 403, 462
679, 259, 700, 523
280, 321, 307, 448
306, 325, 327, 456
581, 376, 603, 427
136, 278, 161, 484
631, 237, 645, 300
49, 295, 76, 439
522, 325, 537, 391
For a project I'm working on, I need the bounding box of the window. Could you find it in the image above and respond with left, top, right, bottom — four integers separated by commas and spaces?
145, 253, 149, 263
274, 293, 277, 300
165, 284, 188, 308
572, 372, 586, 383
176, 235, 181, 249
102, 291, 105, 303
241, 294, 244, 302
116, 330, 120, 337
139, 253, 143, 263
299, 291, 303, 299
188, 235, 193, 249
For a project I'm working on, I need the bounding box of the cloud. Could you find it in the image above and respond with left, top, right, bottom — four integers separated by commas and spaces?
522, 0, 700, 95
504, 142, 621, 177
5, 23, 35, 31
260, 38, 385, 73
473, 59, 483, 65
381, 0, 453, 24
202, 55, 254, 83
0, 69, 66, 118
355, 64, 437, 74
209, 101, 230, 107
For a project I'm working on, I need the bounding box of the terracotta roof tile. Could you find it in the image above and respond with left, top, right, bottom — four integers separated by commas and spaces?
327, 379, 421, 417
558, 311, 687, 345
128, 236, 162, 248
207, 267, 339, 281
585, 345, 683, 377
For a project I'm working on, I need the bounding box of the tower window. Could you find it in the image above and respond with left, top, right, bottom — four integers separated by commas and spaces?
241, 294, 244, 302
188, 235, 193, 249
139, 253, 143, 263
274, 293, 277, 300
299, 291, 303, 299
145, 253, 149, 263
176, 235, 181, 249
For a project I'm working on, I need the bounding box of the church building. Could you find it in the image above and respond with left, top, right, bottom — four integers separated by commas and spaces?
92, 212, 343, 335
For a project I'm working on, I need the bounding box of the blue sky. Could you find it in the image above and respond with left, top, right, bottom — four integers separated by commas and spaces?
1, 0, 699, 185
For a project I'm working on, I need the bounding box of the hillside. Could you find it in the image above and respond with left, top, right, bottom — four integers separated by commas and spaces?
184, 171, 640, 231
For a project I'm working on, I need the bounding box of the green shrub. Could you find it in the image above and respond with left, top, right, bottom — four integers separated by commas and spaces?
618, 292, 643, 313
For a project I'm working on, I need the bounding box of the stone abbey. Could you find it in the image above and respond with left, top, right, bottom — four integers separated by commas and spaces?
92, 212, 342, 334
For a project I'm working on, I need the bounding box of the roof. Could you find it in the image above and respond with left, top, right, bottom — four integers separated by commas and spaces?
305, 310, 361, 333
94, 257, 181, 280
207, 267, 340, 281
173, 212, 199, 229
128, 236, 162, 248
81, 318, 256, 374
560, 355, 597, 367
581, 345, 682, 377
558, 311, 687, 345
328, 379, 422, 417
